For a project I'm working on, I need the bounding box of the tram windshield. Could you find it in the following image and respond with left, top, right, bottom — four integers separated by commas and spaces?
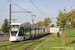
10, 25, 19, 36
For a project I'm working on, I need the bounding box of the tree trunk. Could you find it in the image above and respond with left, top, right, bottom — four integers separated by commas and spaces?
73, 28, 75, 31
63, 29, 65, 46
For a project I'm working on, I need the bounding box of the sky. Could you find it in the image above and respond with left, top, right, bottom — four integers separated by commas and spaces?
0, 0, 75, 27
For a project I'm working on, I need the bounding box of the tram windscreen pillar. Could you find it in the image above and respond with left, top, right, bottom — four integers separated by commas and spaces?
38, 28, 39, 35
35, 28, 36, 37
30, 27, 31, 38
41, 28, 42, 34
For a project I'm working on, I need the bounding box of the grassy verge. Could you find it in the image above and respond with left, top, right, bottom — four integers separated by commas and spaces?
0, 33, 54, 50
0, 40, 32, 50
37, 29, 75, 50
13, 33, 54, 50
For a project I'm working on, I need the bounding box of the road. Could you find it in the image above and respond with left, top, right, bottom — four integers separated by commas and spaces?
0, 34, 10, 41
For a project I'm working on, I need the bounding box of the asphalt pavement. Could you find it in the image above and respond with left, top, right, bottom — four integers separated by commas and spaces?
0, 34, 10, 41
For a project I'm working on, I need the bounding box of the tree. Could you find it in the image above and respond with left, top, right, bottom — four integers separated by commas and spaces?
44, 17, 51, 27
25, 22, 31, 25
70, 9, 75, 20
67, 9, 75, 29
1, 19, 9, 39
71, 21, 75, 28
34, 21, 44, 27
56, 9, 72, 46
56, 9, 72, 28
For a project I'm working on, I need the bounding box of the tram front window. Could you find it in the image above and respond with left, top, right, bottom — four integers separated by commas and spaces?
11, 31, 17, 36
10, 25, 19, 36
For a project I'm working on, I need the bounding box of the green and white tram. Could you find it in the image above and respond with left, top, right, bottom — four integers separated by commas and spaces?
9, 23, 49, 41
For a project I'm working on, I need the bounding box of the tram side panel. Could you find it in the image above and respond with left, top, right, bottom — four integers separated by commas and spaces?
39, 28, 42, 36
42, 28, 43, 35
48, 28, 50, 33
36, 28, 38, 37
24, 26, 30, 40
45, 28, 47, 34
31, 27, 35, 38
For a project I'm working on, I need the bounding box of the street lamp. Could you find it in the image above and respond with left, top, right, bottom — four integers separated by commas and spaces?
31, 15, 36, 25
12, 19, 17, 23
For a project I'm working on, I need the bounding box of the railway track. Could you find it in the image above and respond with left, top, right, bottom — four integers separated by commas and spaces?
24, 38, 44, 50
24, 34, 52, 50
10, 40, 35, 50
0, 41, 19, 48
9, 33, 54, 50
9, 36, 44, 50
0, 33, 54, 50
0, 37, 37, 50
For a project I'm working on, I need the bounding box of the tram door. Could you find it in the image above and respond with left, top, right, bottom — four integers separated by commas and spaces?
18, 27, 24, 40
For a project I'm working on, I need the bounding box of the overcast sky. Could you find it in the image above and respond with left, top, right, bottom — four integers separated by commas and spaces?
0, 0, 74, 27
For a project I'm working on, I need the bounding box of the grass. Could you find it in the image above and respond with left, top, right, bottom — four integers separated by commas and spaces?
0, 33, 54, 50
37, 29, 75, 50
13, 33, 54, 50
0, 40, 32, 50
13, 39, 45, 50
1, 29, 75, 50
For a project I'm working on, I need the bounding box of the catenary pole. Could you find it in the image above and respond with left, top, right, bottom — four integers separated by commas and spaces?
9, 3, 11, 26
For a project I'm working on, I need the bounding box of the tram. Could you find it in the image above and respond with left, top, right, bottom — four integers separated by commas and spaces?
9, 23, 50, 41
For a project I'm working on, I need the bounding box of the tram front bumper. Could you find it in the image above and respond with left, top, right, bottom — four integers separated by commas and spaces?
9, 36, 17, 41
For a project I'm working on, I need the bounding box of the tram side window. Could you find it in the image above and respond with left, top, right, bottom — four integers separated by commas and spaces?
18, 27, 24, 36
43, 28, 45, 33
24, 27, 30, 33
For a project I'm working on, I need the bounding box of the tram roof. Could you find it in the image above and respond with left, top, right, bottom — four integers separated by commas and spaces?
10, 23, 46, 29
10, 23, 22, 25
